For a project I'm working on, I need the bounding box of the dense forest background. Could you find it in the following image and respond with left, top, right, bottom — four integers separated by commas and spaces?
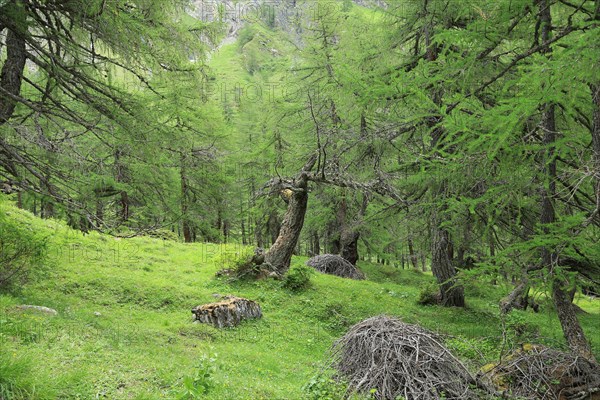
1, 0, 600, 394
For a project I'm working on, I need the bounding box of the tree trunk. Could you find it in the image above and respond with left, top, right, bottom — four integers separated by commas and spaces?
255, 217, 264, 248
0, 23, 26, 124
338, 192, 367, 266
311, 231, 320, 256
267, 209, 280, 245
500, 280, 530, 314
538, 0, 595, 361
408, 236, 419, 270
590, 83, 600, 221
222, 219, 229, 243
180, 153, 192, 243
241, 218, 247, 245
265, 187, 308, 273
265, 154, 316, 273
115, 149, 129, 222
431, 218, 465, 307
340, 230, 359, 265
423, 6, 464, 306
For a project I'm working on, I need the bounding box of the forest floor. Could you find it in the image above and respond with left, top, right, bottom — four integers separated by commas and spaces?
1, 203, 599, 399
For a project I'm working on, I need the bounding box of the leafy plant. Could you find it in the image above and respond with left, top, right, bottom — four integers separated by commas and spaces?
283, 264, 314, 291
302, 373, 347, 400
416, 282, 440, 306
175, 355, 217, 399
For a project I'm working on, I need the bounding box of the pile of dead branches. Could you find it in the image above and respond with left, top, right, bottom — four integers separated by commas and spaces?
481, 344, 600, 399
306, 254, 365, 280
331, 315, 493, 399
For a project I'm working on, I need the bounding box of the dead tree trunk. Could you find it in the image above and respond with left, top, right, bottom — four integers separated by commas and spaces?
265, 154, 317, 274
500, 280, 530, 314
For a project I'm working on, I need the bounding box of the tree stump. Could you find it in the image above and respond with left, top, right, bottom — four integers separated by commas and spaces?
191, 296, 262, 328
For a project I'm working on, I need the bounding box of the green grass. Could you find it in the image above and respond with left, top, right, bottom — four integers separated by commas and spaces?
1, 201, 599, 399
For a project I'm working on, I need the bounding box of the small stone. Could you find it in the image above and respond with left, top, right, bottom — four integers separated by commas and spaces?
94, 311, 102, 317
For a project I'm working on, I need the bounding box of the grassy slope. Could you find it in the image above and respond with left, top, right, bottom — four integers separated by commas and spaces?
1, 201, 599, 399
2, 7, 600, 399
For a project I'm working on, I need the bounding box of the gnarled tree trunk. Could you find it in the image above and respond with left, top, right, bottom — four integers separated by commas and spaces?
265, 154, 317, 274
265, 185, 308, 273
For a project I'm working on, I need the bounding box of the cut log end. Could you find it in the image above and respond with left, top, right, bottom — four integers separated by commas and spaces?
191, 296, 262, 328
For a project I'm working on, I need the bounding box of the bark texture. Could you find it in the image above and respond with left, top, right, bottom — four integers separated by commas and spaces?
192, 296, 262, 328
265, 154, 317, 273
0, 23, 26, 124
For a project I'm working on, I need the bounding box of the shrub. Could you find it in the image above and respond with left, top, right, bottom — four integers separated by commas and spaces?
0, 205, 48, 291
416, 282, 440, 305
215, 247, 254, 272
283, 264, 314, 291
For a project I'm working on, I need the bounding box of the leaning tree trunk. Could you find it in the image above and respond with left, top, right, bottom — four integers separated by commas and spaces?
265, 185, 308, 273
265, 154, 317, 274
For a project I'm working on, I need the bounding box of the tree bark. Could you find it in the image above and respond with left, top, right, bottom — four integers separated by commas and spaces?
408, 236, 419, 270
114, 149, 130, 223
267, 209, 280, 245
180, 153, 192, 243
265, 154, 317, 273
311, 231, 320, 256
538, 0, 595, 361
340, 230, 360, 266
500, 279, 530, 314
339, 192, 368, 266
431, 213, 465, 307
0, 23, 26, 124
590, 83, 600, 221
265, 186, 308, 273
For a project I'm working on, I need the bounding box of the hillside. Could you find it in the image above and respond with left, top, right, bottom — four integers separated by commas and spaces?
1, 200, 598, 399
2, 0, 600, 399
